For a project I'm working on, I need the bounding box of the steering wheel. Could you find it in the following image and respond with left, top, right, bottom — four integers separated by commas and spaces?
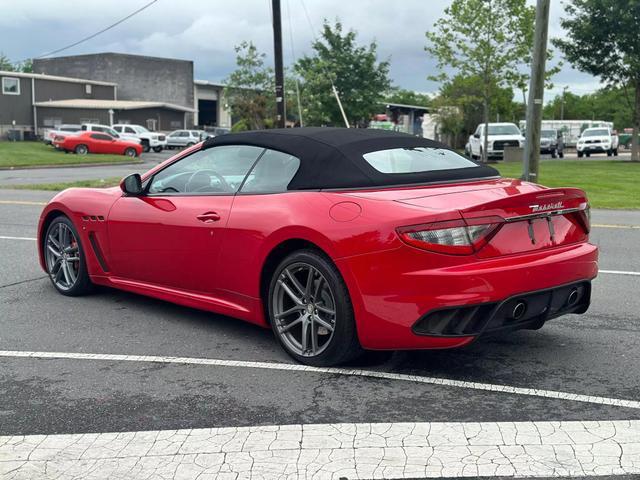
185, 169, 231, 193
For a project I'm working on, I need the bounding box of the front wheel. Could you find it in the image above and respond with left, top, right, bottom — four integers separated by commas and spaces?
613, 148, 618, 156
43, 216, 92, 296
268, 250, 362, 366
153, 146, 163, 153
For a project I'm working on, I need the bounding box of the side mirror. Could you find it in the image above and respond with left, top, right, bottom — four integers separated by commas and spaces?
473, 133, 480, 139
120, 173, 143, 196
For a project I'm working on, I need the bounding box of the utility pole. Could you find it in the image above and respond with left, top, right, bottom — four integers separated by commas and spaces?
522, 0, 550, 182
272, 0, 285, 128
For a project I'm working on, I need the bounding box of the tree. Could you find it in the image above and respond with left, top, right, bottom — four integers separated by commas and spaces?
553, 0, 640, 161
295, 20, 391, 126
0, 54, 33, 72
385, 88, 431, 107
425, 0, 536, 161
435, 74, 524, 148
0, 53, 15, 71
543, 87, 635, 131
223, 42, 275, 130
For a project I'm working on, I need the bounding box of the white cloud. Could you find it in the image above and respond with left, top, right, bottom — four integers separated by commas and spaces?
0, 0, 600, 95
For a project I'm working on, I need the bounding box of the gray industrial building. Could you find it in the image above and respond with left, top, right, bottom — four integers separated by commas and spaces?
1, 52, 229, 139
34, 53, 196, 126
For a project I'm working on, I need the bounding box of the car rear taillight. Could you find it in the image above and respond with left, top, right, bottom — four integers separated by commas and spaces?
574, 203, 591, 233
397, 218, 502, 255
54, 135, 65, 142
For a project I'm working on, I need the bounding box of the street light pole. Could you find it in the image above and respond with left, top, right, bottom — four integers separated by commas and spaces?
522, 0, 550, 182
560, 85, 568, 120
272, 0, 286, 128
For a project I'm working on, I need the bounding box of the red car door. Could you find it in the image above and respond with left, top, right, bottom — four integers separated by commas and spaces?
106, 144, 264, 293
88, 133, 112, 154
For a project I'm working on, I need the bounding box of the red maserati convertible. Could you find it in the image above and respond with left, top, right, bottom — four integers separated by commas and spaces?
53, 131, 142, 157
38, 128, 598, 365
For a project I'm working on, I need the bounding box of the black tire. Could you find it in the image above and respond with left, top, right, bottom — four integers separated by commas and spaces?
614, 148, 618, 156
586, 152, 591, 157
43, 215, 92, 296
551, 149, 557, 158
153, 146, 163, 153
186, 142, 195, 147
607, 150, 612, 157
268, 249, 363, 366
559, 151, 564, 158
577, 151, 583, 158
75, 144, 88, 155
141, 140, 150, 153
124, 147, 138, 157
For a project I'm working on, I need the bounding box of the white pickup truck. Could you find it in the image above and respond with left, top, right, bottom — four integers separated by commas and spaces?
467, 122, 525, 160
576, 127, 619, 157
112, 124, 167, 153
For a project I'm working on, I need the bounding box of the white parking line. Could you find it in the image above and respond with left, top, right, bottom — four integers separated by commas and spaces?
1, 350, 639, 410
1, 420, 639, 478
0, 235, 36, 241
600, 269, 640, 277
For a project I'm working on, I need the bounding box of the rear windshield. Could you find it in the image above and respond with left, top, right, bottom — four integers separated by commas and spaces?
363, 147, 478, 174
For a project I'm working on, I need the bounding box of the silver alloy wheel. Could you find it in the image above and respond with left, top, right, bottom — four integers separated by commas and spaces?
125, 148, 136, 157
272, 262, 337, 357
45, 222, 80, 291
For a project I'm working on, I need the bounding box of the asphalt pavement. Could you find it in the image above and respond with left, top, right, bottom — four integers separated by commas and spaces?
0, 188, 639, 479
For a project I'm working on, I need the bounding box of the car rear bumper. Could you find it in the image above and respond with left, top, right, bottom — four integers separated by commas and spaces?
337, 242, 598, 350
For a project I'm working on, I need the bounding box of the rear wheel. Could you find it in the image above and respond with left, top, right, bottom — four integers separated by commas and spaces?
124, 147, 138, 157
613, 148, 618, 156
43, 216, 92, 296
268, 250, 362, 366
75, 144, 88, 155
551, 149, 557, 158
141, 140, 150, 153
153, 146, 163, 153
186, 142, 195, 148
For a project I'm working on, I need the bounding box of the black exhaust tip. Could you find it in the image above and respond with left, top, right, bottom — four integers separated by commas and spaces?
512, 301, 527, 320
567, 288, 579, 307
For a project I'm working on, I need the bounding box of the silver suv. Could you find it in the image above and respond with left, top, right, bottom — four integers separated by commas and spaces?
166, 130, 206, 149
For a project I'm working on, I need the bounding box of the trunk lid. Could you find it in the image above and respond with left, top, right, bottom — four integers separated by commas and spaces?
347, 179, 590, 257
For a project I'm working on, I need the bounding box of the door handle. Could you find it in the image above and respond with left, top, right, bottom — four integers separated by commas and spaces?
196, 212, 221, 223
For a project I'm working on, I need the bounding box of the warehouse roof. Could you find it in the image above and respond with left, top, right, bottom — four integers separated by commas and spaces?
34, 99, 196, 112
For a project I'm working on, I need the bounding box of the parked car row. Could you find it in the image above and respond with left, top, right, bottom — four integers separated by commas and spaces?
43, 124, 230, 157
465, 122, 620, 159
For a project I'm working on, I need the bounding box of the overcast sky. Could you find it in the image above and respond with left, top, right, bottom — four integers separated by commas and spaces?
1, 0, 602, 101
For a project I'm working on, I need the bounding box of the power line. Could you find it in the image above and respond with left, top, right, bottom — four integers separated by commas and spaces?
30, 0, 159, 60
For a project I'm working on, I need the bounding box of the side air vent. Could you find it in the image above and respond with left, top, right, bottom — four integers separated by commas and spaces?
88, 232, 110, 272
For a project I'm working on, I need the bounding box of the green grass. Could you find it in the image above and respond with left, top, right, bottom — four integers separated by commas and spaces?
494, 160, 640, 210
2, 177, 122, 191
0, 141, 140, 168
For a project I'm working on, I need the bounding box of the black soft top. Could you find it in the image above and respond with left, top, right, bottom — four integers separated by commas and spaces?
203, 127, 498, 190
